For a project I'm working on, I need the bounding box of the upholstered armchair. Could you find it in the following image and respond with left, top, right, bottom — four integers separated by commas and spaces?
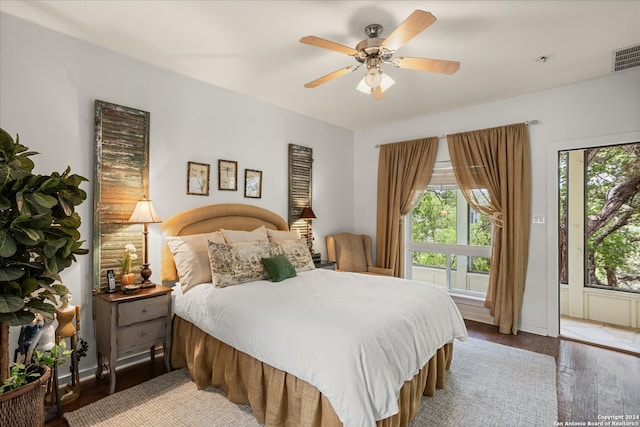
326, 233, 394, 276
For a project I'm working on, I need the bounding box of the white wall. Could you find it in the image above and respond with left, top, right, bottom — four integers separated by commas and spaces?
0, 13, 354, 376
354, 69, 640, 336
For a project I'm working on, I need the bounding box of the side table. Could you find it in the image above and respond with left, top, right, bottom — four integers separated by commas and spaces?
314, 260, 336, 270
95, 285, 172, 394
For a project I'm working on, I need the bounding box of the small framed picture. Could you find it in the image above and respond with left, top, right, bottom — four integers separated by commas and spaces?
106, 269, 117, 293
218, 160, 238, 191
187, 162, 210, 196
244, 169, 262, 199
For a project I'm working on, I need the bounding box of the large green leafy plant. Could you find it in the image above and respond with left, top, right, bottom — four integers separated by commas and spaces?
0, 128, 88, 385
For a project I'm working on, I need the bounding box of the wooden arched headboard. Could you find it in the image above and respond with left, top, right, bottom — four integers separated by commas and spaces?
161, 204, 289, 284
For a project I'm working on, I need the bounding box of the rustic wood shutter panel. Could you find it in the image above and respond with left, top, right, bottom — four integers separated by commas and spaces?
288, 144, 313, 238
93, 100, 150, 292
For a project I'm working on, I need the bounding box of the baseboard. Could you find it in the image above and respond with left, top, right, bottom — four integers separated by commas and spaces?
519, 322, 550, 336
450, 294, 494, 325
68, 348, 164, 385
451, 293, 550, 337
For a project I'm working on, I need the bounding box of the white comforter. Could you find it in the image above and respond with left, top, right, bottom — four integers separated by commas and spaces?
173, 268, 468, 427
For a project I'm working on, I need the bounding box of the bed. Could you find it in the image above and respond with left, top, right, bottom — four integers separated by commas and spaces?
162, 203, 468, 427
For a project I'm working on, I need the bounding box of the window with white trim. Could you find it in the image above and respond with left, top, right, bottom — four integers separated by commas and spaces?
405, 141, 491, 297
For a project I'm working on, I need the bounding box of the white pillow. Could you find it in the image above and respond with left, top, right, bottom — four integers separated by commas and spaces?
221, 226, 268, 243
267, 229, 301, 242
166, 231, 225, 292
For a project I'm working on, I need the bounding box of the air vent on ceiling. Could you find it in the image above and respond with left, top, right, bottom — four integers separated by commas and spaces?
613, 44, 640, 72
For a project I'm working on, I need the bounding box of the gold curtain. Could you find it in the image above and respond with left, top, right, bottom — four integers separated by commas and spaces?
376, 137, 439, 277
447, 123, 531, 334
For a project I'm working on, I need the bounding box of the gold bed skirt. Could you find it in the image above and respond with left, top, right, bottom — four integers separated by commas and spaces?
171, 316, 453, 427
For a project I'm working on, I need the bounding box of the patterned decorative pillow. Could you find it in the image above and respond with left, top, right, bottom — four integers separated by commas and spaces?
220, 226, 268, 244
166, 231, 225, 292
269, 239, 316, 272
208, 241, 269, 288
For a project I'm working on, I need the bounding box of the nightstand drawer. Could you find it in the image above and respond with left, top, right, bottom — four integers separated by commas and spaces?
117, 317, 167, 357
118, 293, 170, 326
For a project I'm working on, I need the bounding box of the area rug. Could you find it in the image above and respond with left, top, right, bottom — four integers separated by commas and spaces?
64, 338, 557, 427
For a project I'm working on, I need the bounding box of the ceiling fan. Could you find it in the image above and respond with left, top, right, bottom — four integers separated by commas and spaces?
300, 10, 460, 100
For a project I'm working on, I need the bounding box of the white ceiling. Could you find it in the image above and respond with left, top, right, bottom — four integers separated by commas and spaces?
2, 1, 639, 131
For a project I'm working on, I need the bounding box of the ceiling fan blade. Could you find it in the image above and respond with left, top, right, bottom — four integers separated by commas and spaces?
304, 66, 358, 88
300, 36, 358, 56
394, 57, 460, 74
372, 86, 385, 101
380, 10, 437, 52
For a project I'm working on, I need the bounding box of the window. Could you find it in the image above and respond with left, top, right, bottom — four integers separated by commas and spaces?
559, 143, 640, 293
406, 144, 492, 296
468, 204, 492, 273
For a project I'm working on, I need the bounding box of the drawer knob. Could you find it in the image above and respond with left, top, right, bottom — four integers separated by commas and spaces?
141, 330, 147, 336
142, 308, 148, 313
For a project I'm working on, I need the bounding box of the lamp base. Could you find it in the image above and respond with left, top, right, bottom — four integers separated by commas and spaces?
140, 264, 155, 288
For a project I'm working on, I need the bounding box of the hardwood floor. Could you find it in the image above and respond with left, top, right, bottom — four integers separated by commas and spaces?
466, 320, 640, 422
44, 319, 639, 426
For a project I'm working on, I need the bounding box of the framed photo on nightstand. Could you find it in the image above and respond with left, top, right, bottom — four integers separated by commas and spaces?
106, 269, 117, 293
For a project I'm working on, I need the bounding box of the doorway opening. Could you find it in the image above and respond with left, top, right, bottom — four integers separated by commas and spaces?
558, 143, 640, 354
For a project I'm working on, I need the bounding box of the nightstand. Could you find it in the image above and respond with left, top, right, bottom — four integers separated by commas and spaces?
314, 260, 336, 270
95, 285, 172, 394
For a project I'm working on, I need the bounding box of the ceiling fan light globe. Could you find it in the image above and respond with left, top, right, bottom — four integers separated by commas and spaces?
364, 69, 382, 88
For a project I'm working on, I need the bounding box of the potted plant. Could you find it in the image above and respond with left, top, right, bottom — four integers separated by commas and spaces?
119, 243, 137, 286
2, 339, 73, 391
0, 128, 88, 424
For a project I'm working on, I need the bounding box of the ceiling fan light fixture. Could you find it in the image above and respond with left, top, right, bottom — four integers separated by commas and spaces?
364, 68, 382, 88
356, 71, 395, 96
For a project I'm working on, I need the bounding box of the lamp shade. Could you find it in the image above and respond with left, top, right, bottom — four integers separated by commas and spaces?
299, 207, 317, 220
128, 198, 162, 224
379, 72, 396, 92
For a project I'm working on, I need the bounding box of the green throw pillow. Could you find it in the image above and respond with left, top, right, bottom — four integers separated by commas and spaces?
262, 255, 297, 282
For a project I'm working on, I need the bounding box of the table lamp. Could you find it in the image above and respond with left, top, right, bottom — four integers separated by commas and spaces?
299, 206, 317, 252
128, 197, 162, 287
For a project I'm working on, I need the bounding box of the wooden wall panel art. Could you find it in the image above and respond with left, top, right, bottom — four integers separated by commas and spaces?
93, 100, 150, 292
288, 144, 313, 239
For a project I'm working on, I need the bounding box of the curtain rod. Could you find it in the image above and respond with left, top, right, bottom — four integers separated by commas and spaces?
374, 120, 539, 148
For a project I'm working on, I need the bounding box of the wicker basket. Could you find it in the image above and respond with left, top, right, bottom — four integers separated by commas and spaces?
0, 366, 51, 427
